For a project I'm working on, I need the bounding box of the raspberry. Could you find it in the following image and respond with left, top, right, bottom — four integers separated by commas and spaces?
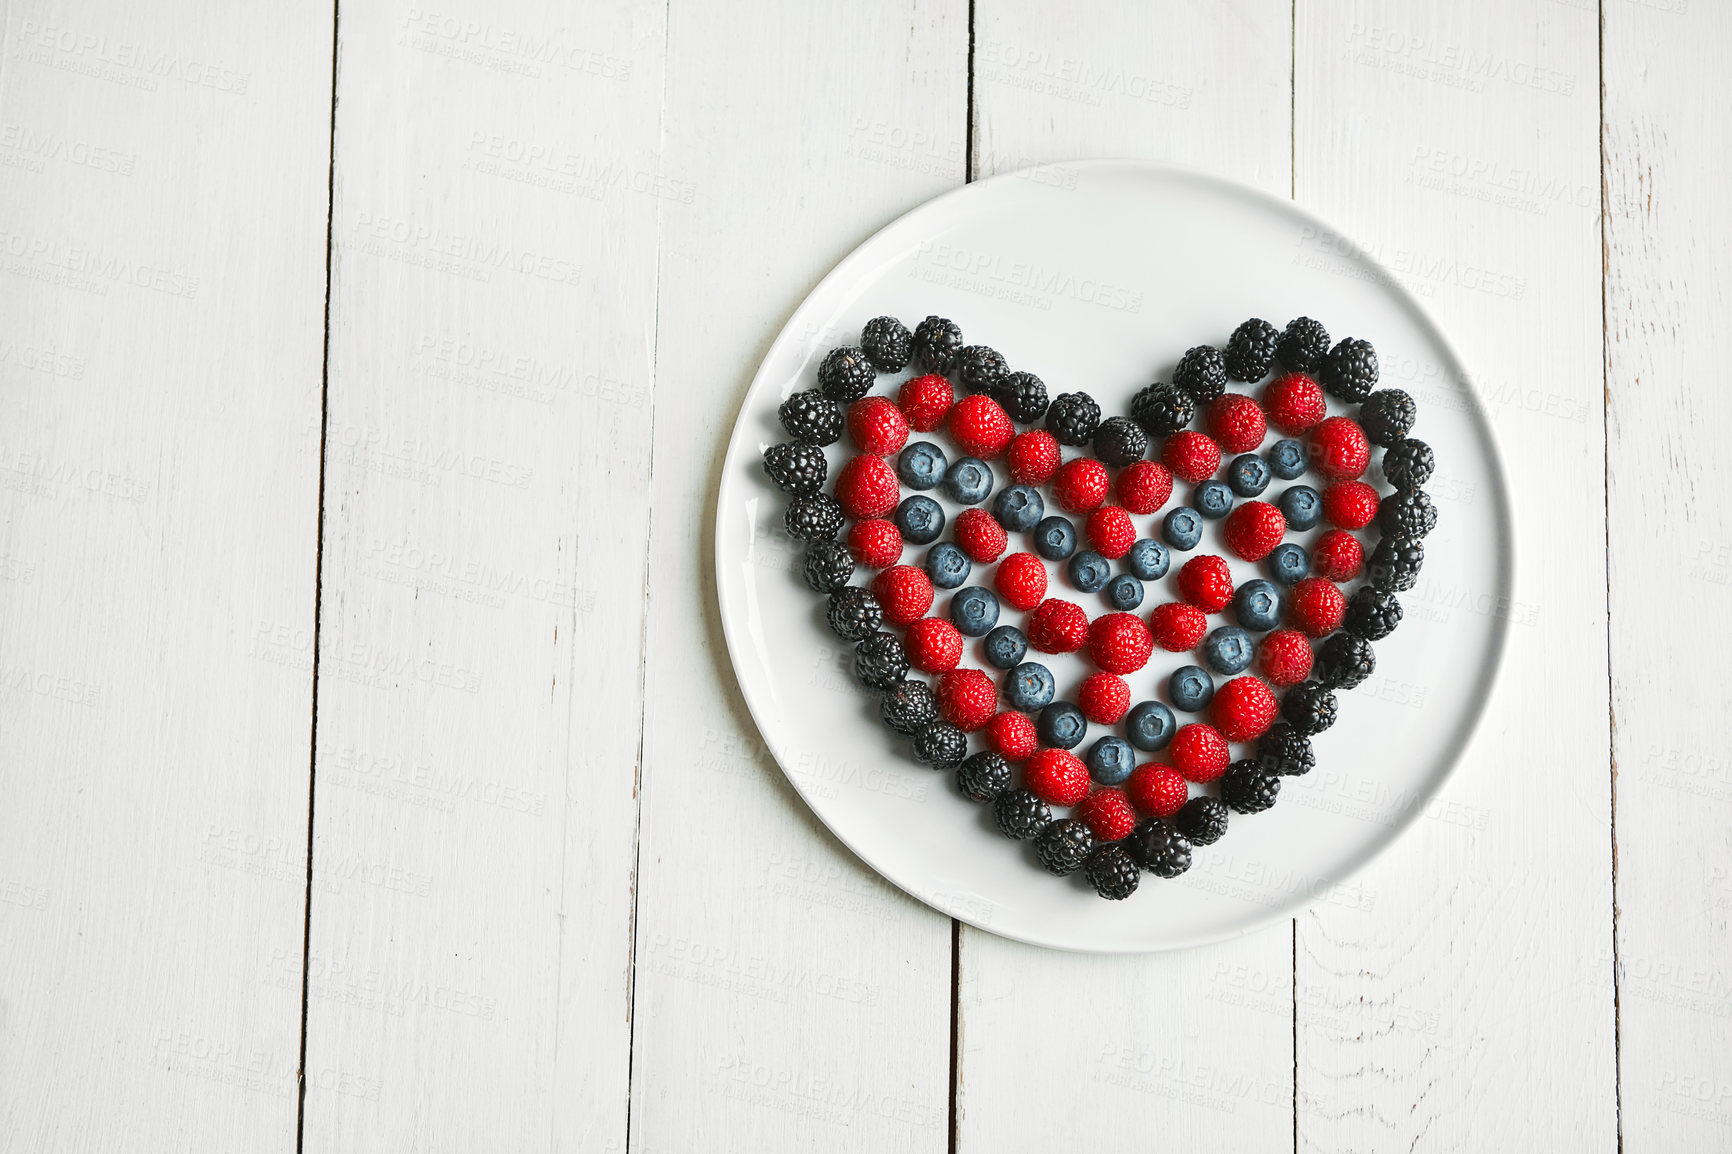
1177, 555, 1234, 612
1025, 748, 1091, 807
947, 394, 1015, 460
1085, 506, 1136, 560
1322, 480, 1380, 530
1162, 430, 1222, 485
1087, 613, 1154, 674
1077, 789, 1138, 841
897, 373, 954, 432
870, 564, 933, 625
1311, 530, 1364, 582
1078, 672, 1130, 724
1211, 676, 1278, 742
1288, 577, 1346, 638
994, 551, 1048, 611
953, 508, 1008, 563
903, 615, 962, 672
1115, 460, 1174, 515
936, 668, 998, 732
1222, 500, 1286, 563
835, 454, 900, 519
847, 518, 902, 568
1206, 394, 1267, 455
986, 711, 1039, 761
1053, 458, 1111, 513
1258, 629, 1314, 687
1149, 602, 1207, 652
1308, 417, 1370, 481
1126, 763, 1188, 818
1170, 724, 1230, 783
1263, 372, 1327, 435
1006, 429, 1061, 485
847, 396, 909, 456
1027, 598, 1090, 654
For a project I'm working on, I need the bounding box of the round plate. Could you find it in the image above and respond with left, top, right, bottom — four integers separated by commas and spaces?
715, 160, 1512, 953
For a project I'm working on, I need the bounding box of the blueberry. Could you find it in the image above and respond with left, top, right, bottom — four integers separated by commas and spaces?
1267, 438, 1306, 480
949, 586, 1000, 636
1202, 626, 1255, 674
894, 495, 945, 545
1106, 574, 1144, 611
1125, 700, 1176, 751
1194, 480, 1234, 520
1068, 550, 1111, 593
1034, 516, 1077, 561
897, 441, 948, 490
984, 625, 1028, 670
1162, 506, 1203, 551
1087, 737, 1137, 785
925, 542, 972, 589
992, 484, 1045, 533
1005, 661, 1056, 711
1234, 578, 1284, 630
1279, 485, 1322, 530
1123, 538, 1170, 581
1038, 701, 1088, 750
1168, 665, 1215, 712
942, 456, 994, 505
1266, 542, 1309, 586
1227, 454, 1271, 497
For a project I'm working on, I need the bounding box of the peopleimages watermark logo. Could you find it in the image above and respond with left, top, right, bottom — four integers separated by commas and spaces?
908, 240, 1144, 314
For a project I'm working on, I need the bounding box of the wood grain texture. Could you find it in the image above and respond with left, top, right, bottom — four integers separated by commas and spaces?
0, 1, 333, 1149
1293, 2, 1614, 1149
1604, 3, 1732, 1150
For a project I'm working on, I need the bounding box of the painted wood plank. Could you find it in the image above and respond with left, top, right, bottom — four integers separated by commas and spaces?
955, 3, 1297, 1148
1292, 3, 1614, 1149
626, 3, 966, 1150
1603, 3, 1732, 1149
0, 2, 333, 1149
300, 1, 664, 1149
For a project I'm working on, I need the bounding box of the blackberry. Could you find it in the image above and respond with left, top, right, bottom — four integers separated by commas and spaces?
1225, 318, 1279, 381
1276, 316, 1331, 372
761, 441, 827, 495
1174, 345, 1228, 406
1256, 722, 1315, 777
993, 787, 1052, 840
802, 540, 854, 593
861, 316, 912, 372
911, 315, 965, 374
957, 750, 1012, 802
1176, 797, 1229, 845
1379, 489, 1437, 539
785, 493, 845, 541
1360, 388, 1416, 446
1129, 382, 1195, 436
826, 585, 882, 640
1000, 371, 1050, 423
1093, 417, 1148, 467
1221, 760, 1280, 814
778, 389, 843, 446
1315, 631, 1376, 690
1381, 438, 1435, 491
1344, 585, 1404, 640
881, 679, 938, 736
1320, 338, 1379, 402
852, 631, 909, 690
1034, 819, 1099, 876
1369, 537, 1424, 592
955, 345, 1010, 395
1125, 819, 1192, 878
1085, 844, 1142, 899
817, 346, 877, 403
1045, 391, 1102, 446
1281, 680, 1338, 736
912, 720, 968, 768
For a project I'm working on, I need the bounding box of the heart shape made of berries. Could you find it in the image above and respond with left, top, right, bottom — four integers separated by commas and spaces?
760, 313, 1437, 901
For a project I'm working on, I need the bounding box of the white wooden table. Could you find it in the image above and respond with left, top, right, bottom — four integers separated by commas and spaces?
1, 1, 1723, 1149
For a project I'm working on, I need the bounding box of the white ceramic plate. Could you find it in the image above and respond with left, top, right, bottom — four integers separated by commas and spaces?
715, 160, 1512, 953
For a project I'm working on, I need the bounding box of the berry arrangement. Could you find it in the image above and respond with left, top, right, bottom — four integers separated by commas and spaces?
761, 313, 1435, 901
